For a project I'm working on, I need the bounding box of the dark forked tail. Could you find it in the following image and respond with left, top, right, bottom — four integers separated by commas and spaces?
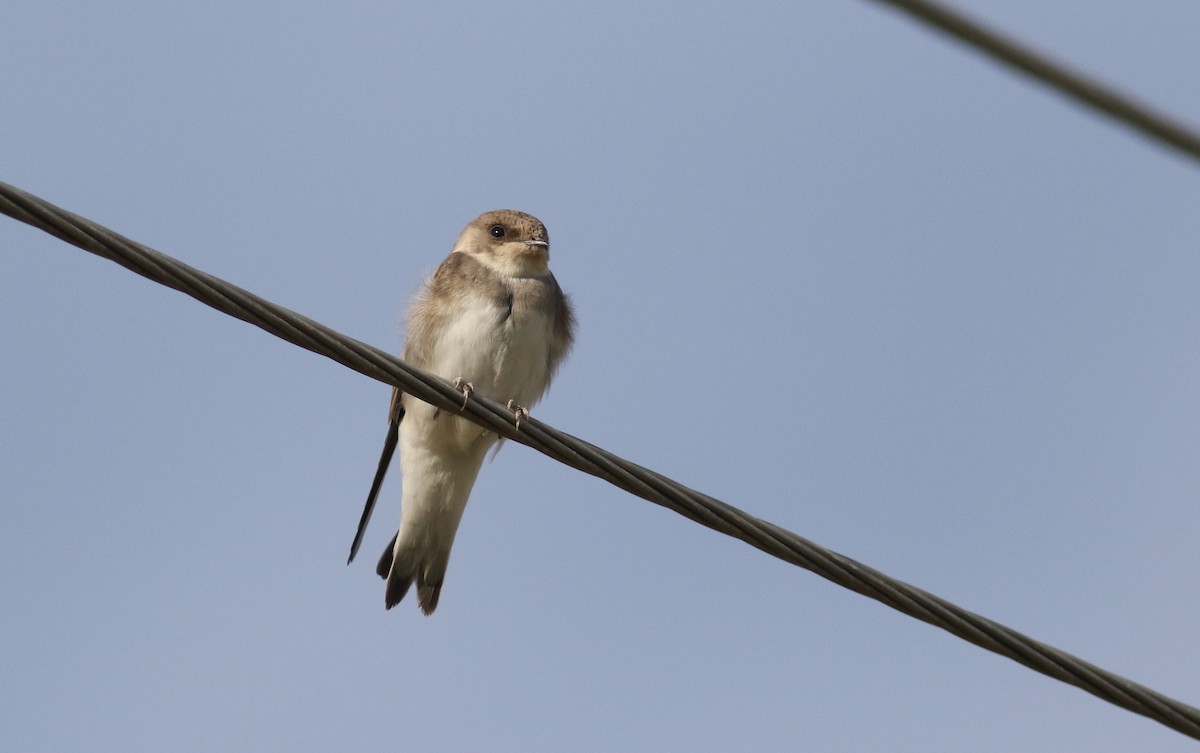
376, 531, 443, 615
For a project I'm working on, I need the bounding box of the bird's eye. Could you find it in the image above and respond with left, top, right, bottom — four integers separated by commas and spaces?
489, 225, 506, 239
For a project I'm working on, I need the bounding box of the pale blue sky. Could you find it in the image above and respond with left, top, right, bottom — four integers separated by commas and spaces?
2, 2, 1199, 751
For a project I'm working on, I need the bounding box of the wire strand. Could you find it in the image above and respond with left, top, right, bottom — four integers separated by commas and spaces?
867, 0, 1200, 164
3, 181, 1198, 740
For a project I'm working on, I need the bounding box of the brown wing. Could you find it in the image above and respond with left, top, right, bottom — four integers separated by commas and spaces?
347, 387, 405, 564
548, 274, 576, 377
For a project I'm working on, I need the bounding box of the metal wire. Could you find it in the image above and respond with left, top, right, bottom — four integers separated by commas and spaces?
2, 181, 1198, 740
868, 0, 1200, 164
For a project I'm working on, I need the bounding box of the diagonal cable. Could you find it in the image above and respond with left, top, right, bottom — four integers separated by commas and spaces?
866, 0, 1200, 164
1, 180, 1198, 741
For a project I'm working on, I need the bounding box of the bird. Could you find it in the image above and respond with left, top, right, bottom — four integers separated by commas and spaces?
347, 210, 574, 615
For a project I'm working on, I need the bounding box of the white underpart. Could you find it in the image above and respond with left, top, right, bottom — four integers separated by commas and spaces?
393, 274, 557, 586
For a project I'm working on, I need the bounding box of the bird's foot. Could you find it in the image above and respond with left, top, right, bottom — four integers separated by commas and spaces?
506, 400, 530, 431
452, 378, 474, 410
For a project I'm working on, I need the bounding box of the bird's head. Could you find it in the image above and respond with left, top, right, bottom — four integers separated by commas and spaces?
454, 209, 552, 278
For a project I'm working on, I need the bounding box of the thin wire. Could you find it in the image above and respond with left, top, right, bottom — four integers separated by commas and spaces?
2, 180, 1198, 741
866, 0, 1200, 164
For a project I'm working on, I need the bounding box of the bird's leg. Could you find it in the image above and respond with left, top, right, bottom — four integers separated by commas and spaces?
506, 400, 530, 431
452, 378, 474, 410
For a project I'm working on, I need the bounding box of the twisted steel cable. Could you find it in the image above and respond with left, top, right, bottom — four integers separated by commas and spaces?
868, 0, 1200, 164
3, 181, 1197, 740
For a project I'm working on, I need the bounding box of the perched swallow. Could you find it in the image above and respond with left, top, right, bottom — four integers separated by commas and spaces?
348, 210, 574, 615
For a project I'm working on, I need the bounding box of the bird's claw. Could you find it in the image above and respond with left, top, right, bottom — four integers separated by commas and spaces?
506, 400, 529, 431
453, 378, 474, 410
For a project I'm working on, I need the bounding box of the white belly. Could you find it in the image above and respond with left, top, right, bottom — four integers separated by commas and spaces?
407, 296, 554, 451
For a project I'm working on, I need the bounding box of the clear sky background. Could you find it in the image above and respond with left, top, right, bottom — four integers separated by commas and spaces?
2, 2, 1198, 751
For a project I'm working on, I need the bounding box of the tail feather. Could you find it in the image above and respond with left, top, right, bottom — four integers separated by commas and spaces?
377, 532, 412, 609
376, 533, 445, 614
376, 531, 398, 579
385, 569, 413, 610
417, 580, 442, 615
